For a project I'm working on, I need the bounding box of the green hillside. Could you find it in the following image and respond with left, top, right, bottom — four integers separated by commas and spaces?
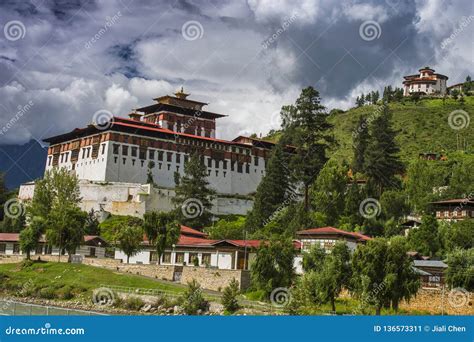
328, 97, 473, 162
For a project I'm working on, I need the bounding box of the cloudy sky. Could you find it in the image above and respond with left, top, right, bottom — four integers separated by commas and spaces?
0, 0, 472, 145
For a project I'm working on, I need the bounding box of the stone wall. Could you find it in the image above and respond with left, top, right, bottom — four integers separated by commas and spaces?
400, 288, 473, 315
115, 264, 176, 281
181, 266, 250, 292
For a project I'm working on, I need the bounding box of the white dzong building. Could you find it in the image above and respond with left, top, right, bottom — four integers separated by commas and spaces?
402, 67, 448, 96
19, 88, 276, 217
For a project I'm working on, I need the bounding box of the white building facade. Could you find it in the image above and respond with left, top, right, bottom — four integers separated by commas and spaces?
403, 67, 448, 96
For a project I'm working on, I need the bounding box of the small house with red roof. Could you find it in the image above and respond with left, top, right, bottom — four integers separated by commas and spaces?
114, 225, 288, 270
296, 227, 371, 253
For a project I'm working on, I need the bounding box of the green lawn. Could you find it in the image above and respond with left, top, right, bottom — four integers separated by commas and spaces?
0, 261, 185, 298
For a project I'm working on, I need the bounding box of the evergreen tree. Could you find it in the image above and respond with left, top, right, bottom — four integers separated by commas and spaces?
84, 209, 100, 235
365, 93, 371, 104
280, 86, 334, 211
146, 161, 156, 185
352, 116, 369, 173
172, 152, 215, 228
310, 160, 348, 226
407, 215, 440, 257
245, 142, 291, 232
221, 278, 241, 314
0, 173, 6, 222
363, 105, 404, 196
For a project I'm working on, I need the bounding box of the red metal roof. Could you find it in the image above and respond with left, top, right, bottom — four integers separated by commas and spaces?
297, 227, 371, 241
0, 233, 104, 244
180, 225, 208, 237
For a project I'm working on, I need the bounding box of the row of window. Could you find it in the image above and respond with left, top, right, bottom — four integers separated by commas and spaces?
151, 251, 211, 266
112, 144, 259, 173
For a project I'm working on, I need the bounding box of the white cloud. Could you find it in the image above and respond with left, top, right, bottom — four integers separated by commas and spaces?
247, 0, 320, 24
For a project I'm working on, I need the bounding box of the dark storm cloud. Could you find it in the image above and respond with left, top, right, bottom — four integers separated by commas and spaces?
0, 0, 472, 144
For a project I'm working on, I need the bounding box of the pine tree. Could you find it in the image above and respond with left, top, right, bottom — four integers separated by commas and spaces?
221, 278, 240, 313
172, 152, 215, 228
352, 116, 369, 173
245, 142, 291, 232
146, 161, 156, 185
363, 105, 404, 196
142, 211, 180, 263
280, 86, 333, 211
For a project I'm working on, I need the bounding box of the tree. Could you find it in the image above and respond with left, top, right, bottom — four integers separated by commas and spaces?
380, 190, 409, 221
384, 236, 420, 311
383, 218, 402, 238
363, 105, 404, 196
84, 209, 100, 235
310, 160, 348, 226
181, 279, 209, 315
172, 152, 215, 228
445, 248, 473, 291
352, 116, 369, 173
0, 172, 7, 222
99, 215, 143, 244
302, 244, 326, 272
442, 219, 474, 252
407, 215, 440, 257
31, 168, 85, 262
146, 161, 155, 185
245, 142, 292, 232
142, 211, 180, 264
404, 159, 448, 213
221, 278, 240, 314
251, 237, 296, 296
315, 242, 351, 312
116, 224, 143, 264
451, 88, 459, 100
351, 238, 391, 315
447, 158, 474, 198
46, 205, 87, 261
280, 86, 334, 211
205, 216, 245, 239
19, 217, 45, 260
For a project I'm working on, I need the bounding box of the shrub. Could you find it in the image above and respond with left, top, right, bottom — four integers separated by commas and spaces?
39, 287, 56, 299
153, 295, 172, 308
56, 285, 74, 300
121, 296, 145, 311
221, 278, 240, 314
20, 260, 34, 269
181, 280, 209, 315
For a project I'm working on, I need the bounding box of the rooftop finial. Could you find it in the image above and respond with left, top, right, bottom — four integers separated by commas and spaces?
175, 86, 189, 99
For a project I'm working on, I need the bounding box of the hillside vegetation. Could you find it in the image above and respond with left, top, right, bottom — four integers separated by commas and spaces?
263, 97, 473, 162
328, 97, 474, 162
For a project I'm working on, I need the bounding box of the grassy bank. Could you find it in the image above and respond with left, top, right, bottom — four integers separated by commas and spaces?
0, 261, 184, 301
